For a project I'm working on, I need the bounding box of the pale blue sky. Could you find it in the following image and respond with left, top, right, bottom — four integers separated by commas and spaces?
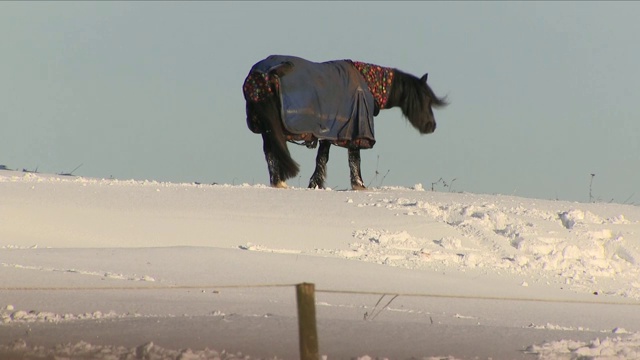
2, 2, 639, 203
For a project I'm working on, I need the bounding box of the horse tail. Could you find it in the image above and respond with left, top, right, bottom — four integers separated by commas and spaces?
260, 96, 300, 180
244, 63, 299, 181
244, 80, 299, 180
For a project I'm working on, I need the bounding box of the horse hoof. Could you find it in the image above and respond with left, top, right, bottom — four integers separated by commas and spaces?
273, 181, 288, 189
308, 181, 324, 190
351, 184, 367, 191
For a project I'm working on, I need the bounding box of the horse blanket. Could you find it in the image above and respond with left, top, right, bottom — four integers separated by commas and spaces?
244, 55, 393, 149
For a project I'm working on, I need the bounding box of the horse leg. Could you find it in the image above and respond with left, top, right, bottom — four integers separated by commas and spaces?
308, 140, 331, 189
262, 133, 287, 188
348, 148, 366, 190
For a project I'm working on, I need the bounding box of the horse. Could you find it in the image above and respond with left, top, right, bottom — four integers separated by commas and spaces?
242, 55, 447, 190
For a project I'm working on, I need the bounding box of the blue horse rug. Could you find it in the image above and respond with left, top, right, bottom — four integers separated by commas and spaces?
244, 55, 378, 148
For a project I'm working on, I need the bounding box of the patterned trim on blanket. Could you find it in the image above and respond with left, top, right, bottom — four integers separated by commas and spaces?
351, 61, 394, 110
243, 72, 278, 103
285, 133, 374, 149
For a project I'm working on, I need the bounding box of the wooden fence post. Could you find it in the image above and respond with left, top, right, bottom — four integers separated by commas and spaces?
296, 282, 319, 360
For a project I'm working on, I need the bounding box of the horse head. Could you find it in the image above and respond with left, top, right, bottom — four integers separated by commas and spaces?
396, 71, 448, 135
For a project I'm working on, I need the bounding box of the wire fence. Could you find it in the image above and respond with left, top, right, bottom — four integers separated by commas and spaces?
3, 283, 640, 306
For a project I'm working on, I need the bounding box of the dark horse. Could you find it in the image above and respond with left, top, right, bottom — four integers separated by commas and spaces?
243, 55, 447, 190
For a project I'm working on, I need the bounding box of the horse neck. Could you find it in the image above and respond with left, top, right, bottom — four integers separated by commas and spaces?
385, 70, 414, 111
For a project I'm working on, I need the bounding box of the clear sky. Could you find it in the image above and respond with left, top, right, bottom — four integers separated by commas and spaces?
2, 2, 639, 203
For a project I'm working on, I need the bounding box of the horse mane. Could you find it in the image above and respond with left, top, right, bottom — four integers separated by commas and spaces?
425, 80, 448, 108
392, 69, 447, 108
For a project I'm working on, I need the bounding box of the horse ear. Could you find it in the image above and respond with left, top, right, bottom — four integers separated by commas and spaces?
420, 73, 428, 83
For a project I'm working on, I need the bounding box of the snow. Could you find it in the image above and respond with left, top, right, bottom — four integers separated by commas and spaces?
1, 170, 640, 359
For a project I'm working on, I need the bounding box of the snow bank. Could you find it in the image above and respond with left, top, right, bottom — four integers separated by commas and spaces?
1, 171, 640, 359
